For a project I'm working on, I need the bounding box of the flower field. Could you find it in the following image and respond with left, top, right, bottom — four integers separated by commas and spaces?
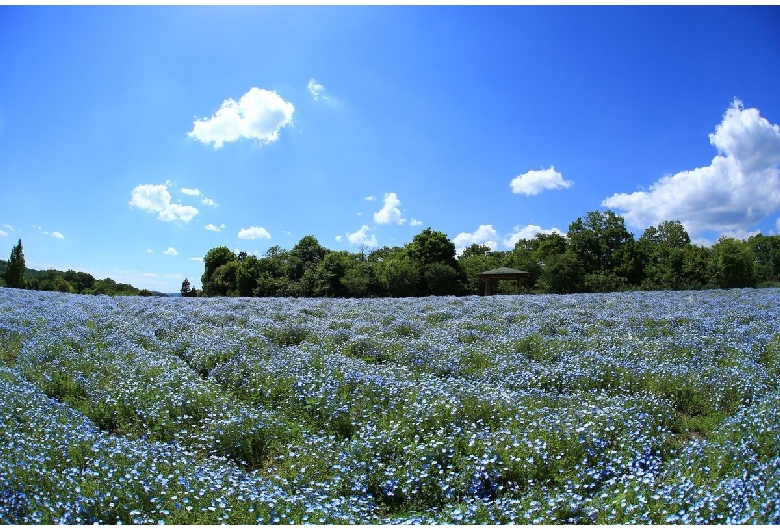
1, 287, 779, 524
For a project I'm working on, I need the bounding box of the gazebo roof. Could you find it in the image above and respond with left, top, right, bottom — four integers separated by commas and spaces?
477, 267, 529, 277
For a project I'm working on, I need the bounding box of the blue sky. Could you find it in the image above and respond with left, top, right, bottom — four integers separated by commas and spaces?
1, 6, 780, 292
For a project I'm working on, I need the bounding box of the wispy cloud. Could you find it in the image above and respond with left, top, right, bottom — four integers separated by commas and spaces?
129, 183, 199, 223
307, 78, 337, 105
180, 187, 201, 196
510, 166, 573, 196
46, 231, 65, 240
603, 100, 780, 237
0, 230, 7, 237
189, 257, 204, 262
238, 226, 271, 240
188, 87, 295, 149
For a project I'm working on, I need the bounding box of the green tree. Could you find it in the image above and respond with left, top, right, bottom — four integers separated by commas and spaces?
380, 256, 421, 297
710, 237, 756, 288
567, 210, 634, 275
638, 221, 692, 290
4, 239, 26, 288
458, 245, 504, 295
288, 235, 327, 282
236, 256, 263, 297
407, 228, 459, 269
537, 250, 584, 294
202, 246, 237, 296
748, 234, 780, 284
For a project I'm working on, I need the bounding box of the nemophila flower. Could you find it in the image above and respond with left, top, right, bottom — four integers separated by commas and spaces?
2, 288, 780, 523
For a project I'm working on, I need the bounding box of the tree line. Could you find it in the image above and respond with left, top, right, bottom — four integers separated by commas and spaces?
1, 239, 163, 296
195, 210, 780, 298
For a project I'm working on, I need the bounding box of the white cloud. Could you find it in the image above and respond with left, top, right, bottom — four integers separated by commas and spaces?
335, 235, 343, 242
373, 192, 406, 225
454, 225, 499, 255
410, 218, 423, 227
602, 100, 780, 237
721, 228, 761, 241
364, 195, 376, 202
188, 87, 295, 149
0, 230, 7, 237
189, 257, 204, 262
502, 224, 565, 248
202, 197, 218, 207
129, 183, 199, 223
510, 166, 573, 196
307, 78, 337, 105
147, 249, 154, 253
48, 231, 65, 240
3, 224, 14, 232
180, 187, 201, 196
307, 78, 325, 100
205, 223, 225, 232
238, 226, 271, 240
346, 225, 378, 248
163, 247, 178, 256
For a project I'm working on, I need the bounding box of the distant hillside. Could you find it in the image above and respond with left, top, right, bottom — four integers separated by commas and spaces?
0, 259, 167, 297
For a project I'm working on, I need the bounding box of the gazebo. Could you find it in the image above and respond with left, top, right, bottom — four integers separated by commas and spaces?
477, 267, 530, 295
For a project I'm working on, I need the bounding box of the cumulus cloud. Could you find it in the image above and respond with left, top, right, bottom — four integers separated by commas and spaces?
602, 100, 780, 237
346, 225, 378, 248
188, 87, 295, 149
502, 225, 565, 248
454, 225, 499, 255
129, 183, 199, 223
335, 235, 343, 242
238, 226, 271, 240
510, 166, 573, 196
410, 218, 423, 226
202, 197, 218, 207
374, 192, 406, 225
205, 223, 225, 232
163, 247, 178, 256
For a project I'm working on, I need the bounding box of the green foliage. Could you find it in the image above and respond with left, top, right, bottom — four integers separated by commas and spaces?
4, 239, 26, 288
193, 210, 780, 299
710, 237, 756, 288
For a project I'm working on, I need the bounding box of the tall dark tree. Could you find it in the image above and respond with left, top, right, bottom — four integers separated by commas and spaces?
5, 239, 26, 288
180, 278, 192, 297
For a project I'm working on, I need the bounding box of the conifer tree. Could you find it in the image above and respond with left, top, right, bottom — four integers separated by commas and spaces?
5, 239, 26, 288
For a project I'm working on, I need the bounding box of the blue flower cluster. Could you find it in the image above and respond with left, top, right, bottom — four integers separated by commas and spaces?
0, 287, 779, 523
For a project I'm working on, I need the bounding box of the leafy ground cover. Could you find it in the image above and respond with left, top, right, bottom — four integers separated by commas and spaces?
1, 287, 779, 524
